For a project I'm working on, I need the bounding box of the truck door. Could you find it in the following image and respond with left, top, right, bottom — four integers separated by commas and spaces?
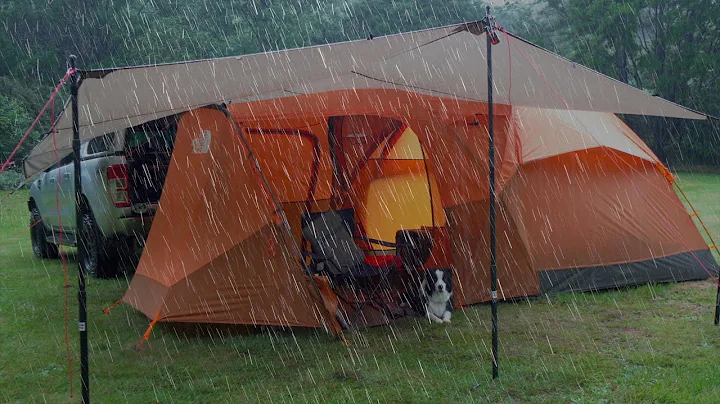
57, 160, 76, 232
40, 154, 73, 229
57, 154, 77, 233
35, 167, 58, 228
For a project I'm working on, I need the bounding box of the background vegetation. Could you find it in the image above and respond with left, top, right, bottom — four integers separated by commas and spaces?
0, 0, 718, 172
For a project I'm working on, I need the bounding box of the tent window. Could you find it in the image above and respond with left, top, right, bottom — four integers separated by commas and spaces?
245, 128, 320, 206
124, 115, 179, 159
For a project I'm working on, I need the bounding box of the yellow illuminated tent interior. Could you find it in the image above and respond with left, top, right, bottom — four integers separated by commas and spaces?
351, 125, 446, 254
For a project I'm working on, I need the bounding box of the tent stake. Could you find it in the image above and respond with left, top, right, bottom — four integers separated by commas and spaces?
70, 55, 90, 403
485, 6, 499, 380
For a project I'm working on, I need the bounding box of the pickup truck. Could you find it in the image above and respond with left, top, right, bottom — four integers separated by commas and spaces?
28, 116, 176, 277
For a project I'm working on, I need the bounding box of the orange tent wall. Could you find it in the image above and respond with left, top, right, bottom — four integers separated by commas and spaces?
123, 108, 329, 328
407, 116, 536, 306
243, 118, 333, 205
502, 149, 711, 292
413, 115, 519, 209
411, 113, 712, 305
241, 119, 334, 247
122, 91, 716, 328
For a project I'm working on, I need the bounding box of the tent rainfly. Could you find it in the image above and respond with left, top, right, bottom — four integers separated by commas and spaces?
23, 21, 707, 178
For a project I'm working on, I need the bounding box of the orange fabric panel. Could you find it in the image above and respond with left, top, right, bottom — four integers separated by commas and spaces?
131, 108, 273, 286
124, 107, 325, 328
503, 149, 707, 271
413, 116, 519, 208
121, 274, 169, 319
445, 200, 538, 306
241, 118, 333, 203
156, 224, 324, 328
423, 226, 453, 270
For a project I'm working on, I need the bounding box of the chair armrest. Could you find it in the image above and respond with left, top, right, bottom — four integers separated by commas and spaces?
302, 251, 344, 275
355, 237, 399, 248
303, 250, 330, 262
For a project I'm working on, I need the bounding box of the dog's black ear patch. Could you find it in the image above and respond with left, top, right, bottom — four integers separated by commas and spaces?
424, 272, 434, 295
443, 270, 453, 292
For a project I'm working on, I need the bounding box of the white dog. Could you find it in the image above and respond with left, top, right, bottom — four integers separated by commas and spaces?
420, 269, 453, 323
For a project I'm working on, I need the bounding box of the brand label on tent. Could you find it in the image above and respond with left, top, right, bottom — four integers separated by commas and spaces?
192, 130, 212, 154
346, 132, 367, 143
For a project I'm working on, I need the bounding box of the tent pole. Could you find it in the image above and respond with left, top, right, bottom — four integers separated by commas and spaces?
485, 6, 499, 380
70, 55, 90, 403
715, 282, 719, 325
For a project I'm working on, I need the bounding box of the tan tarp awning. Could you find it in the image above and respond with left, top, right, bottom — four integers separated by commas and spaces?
24, 22, 706, 177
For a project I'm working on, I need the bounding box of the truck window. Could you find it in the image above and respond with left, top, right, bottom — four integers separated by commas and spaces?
125, 116, 178, 159
44, 153, 75, 172
87, 133, 116, 155
59, 154, 75, 167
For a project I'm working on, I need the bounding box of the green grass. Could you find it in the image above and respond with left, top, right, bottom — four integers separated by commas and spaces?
2, 174, 720, 403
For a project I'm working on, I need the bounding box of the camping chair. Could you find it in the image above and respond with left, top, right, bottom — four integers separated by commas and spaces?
301, 209, 400, 328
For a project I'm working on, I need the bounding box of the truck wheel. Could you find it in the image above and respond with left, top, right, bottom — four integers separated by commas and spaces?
80, 211, 119, 278
30, 208, 58, 259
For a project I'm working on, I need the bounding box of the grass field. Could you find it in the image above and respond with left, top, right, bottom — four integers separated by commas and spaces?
2, 173, 720, 403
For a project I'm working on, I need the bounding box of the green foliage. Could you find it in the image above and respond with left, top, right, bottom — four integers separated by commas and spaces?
0, 93, 31, 164
544, 0, 720, 167
0, 170, 25, 190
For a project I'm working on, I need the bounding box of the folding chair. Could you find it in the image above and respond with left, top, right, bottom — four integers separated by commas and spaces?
301, 209, 399, 328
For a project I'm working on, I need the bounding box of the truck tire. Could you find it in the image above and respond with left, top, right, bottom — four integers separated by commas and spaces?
80, 210, 119, 278
30, 208, 58, 259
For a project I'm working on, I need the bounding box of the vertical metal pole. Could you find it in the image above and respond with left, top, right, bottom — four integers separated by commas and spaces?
486, 6, 499, 380
70, 55, 90, 403
714, 283, 719, 325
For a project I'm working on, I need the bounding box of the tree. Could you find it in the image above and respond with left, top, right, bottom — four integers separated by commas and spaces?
0, 93, 31, 166
544, 0, 720, 168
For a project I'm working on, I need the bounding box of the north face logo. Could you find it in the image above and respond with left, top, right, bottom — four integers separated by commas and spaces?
192, 130, 212, 154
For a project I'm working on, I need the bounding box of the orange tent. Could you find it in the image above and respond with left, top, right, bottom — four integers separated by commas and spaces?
122, 89, 716, 331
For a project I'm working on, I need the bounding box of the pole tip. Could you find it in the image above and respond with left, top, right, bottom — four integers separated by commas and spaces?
486, 5, 491, 13
69, 55, 77, 68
